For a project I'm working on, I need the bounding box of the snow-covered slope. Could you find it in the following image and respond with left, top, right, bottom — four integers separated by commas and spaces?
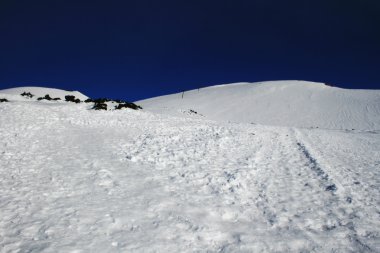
137, 81, 380, 130
1, 86, 380, 252
0, 86, 88, 101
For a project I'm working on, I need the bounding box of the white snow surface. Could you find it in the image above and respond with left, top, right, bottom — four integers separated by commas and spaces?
0, 87, 88, 101
137, 80, 380, 130
1, 85, 380, 252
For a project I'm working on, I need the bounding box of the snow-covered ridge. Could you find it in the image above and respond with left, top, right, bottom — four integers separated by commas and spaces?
0, 86, 89, 101
0, 86, 142, 111
137, 80, 380, 130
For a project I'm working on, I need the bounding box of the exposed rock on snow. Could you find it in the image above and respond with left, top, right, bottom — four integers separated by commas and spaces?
0, 83, 379, 252
0, 87, 142, 111
93, 102, 108, 110
20, 92, 34, 98
115, 102, 142, 110
37, 94, 61, 101
65, 95, 81, 103
0, 86, 88, 101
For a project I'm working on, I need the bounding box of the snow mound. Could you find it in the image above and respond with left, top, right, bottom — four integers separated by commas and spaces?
137, 80, 380, 130
0, 86, 88, 101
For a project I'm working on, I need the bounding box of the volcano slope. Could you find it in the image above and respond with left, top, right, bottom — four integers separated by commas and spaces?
0, 85, 379, 252
137, 81, 380, 130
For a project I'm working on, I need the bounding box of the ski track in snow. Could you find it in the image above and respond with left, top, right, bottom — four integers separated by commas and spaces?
0, 101, 379, 252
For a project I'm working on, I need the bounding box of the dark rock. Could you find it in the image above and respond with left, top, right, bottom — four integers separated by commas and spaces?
65, 95, 76, 102
86, 97, 142, 111
93, 98, 111, 103
20, 92, 34, 98
326, 184, 337, 192
37, 94, 54, 101
115, 102, 142, 110
65, 95, 81, 103
0, 98, 8, 102
93, 103, 107, 110
44, 94, 53, 100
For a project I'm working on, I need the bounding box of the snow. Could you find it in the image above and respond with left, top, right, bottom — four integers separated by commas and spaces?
137, 80, 380, 130
0, 87, 88, 101
0, 84, 380, 252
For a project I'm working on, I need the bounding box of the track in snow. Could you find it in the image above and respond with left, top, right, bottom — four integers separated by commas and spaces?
0, 101, 379, 252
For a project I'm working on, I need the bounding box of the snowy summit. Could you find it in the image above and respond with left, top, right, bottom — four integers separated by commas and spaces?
138, 80, 380, 130
0, 82, 379, 252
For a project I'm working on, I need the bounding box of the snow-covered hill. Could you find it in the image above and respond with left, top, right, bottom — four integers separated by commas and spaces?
1, 85, 380, 252
0, 86, 88, 101
137, 81, 380, 130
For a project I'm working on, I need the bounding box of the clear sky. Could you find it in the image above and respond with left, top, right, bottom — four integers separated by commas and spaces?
0, 0, 379, 101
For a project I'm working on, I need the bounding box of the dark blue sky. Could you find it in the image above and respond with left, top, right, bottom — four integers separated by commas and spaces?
1, 0, 379, 101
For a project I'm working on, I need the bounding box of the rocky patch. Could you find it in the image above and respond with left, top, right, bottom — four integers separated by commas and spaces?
37, 94, 60, 101
65, 95, 81, 103
20, 92, 34, 98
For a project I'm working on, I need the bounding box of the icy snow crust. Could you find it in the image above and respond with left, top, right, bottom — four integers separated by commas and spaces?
1, 85, 380, 252
137, 81, 380, 130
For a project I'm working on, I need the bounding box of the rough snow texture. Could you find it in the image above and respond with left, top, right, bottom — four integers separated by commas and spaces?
0, 85, 380, 252
0, 87, 88, 101
137, 81, 380, 130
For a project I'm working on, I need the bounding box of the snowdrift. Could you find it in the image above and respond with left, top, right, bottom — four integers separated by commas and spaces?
137, 81, 380, 130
